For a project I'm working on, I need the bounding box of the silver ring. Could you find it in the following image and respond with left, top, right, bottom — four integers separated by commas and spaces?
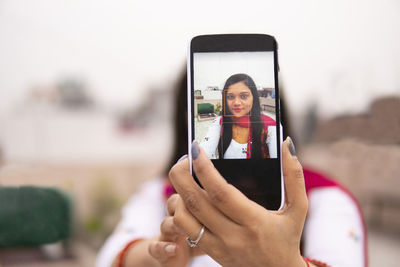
186, 226, 205, 248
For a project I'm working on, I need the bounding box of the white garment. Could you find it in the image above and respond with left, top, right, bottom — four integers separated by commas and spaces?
96, 177, 366, 267
96, 178, 220, 267
303, 188, 366, 267
199, 116, 277, 159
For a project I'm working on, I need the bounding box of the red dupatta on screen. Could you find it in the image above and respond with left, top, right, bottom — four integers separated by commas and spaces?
220, 114, 276, 159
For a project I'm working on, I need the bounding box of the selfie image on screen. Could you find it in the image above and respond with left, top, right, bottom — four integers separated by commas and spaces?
194, 52, 277, 160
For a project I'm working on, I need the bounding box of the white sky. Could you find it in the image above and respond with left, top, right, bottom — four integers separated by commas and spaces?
194, 52, 274, 91
0, 0, 399, 117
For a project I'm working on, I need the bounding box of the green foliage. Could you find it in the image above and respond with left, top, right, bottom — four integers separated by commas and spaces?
85, 217, 102, 232
215, 102, 222, 115
81, 172, 122, 248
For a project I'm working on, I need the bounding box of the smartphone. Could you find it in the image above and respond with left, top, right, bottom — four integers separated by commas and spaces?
188, 34, 284, 210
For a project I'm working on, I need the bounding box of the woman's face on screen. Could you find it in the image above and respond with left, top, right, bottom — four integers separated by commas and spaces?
226, 81, 253, 117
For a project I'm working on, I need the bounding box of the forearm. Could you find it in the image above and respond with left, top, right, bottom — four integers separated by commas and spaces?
111, 237, 159, 267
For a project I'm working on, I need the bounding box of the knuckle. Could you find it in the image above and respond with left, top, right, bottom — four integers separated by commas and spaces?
168, 164, 180, 181
166, 194, 178, 211
194, 158, 212, 177
160, 218, 168, 232
160, 217, 174, 235
148, 243, 158, 258
154, 243, 166, 258
245, 222, 260, 236
222, 226, 248, 252
225, 237, 242, 252
209, 184, 230, 205
181, 191, 200, 213
172, 213, 184, 230
287, 163, 303, 180
300, 195, 309, 213
166, 193, 178, 205
294, 167, 304, 179
147, 244, 154, 257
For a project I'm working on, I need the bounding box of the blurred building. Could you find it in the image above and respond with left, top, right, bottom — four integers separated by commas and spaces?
312, 96, 400, 144
302, 95, 400, 233
118, 88, 173, 132
57, 78, 93, 109
0, 79, 172, 164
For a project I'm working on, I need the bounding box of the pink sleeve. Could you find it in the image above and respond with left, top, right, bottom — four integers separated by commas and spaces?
261, 114, 276, 127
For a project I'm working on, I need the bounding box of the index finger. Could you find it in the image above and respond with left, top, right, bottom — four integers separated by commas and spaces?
191, 141, 263, 225
168, 157, 238, 235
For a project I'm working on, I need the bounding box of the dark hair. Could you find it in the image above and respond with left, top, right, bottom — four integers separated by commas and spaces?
164, 71, 188, 174
217, 73, 265, 159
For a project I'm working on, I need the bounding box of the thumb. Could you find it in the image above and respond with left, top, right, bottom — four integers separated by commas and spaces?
282, 137, 308, 220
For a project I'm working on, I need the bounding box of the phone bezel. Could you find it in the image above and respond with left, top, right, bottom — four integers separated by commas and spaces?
187, 34, 284, 211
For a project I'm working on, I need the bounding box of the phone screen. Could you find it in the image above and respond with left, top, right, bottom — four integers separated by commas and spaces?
189, 35, 282, 210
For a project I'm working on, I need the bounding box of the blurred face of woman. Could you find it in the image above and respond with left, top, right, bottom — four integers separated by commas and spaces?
226, 82, 253, 117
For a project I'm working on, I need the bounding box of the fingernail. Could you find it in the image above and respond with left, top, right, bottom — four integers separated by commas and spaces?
165, 244, 176, 254
288, 136, 296, 156
191, 141, 200, 160
177, 154, 188, 163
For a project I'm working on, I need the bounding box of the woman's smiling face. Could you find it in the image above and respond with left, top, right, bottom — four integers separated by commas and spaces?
226, 81, 253, 117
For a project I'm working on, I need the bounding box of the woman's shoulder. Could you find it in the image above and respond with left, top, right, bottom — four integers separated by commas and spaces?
303, 168, 359, 211
302, 168, 366, 239
302, 168, 367, 267
303, 168, 365, 219
212, 116, 222, 125
303, 168, 338, 194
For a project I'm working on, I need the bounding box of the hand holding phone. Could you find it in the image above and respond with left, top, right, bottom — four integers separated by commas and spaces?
168, 138, 308, 267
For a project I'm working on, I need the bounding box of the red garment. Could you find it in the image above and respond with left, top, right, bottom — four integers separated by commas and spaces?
220, 114, 276, 158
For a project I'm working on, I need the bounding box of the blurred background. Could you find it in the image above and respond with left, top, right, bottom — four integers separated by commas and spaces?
0, 0, 399, 266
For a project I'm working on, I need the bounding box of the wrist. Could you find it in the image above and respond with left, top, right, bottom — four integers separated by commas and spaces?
114, 238, 145, 267
113, 238, 160, 267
